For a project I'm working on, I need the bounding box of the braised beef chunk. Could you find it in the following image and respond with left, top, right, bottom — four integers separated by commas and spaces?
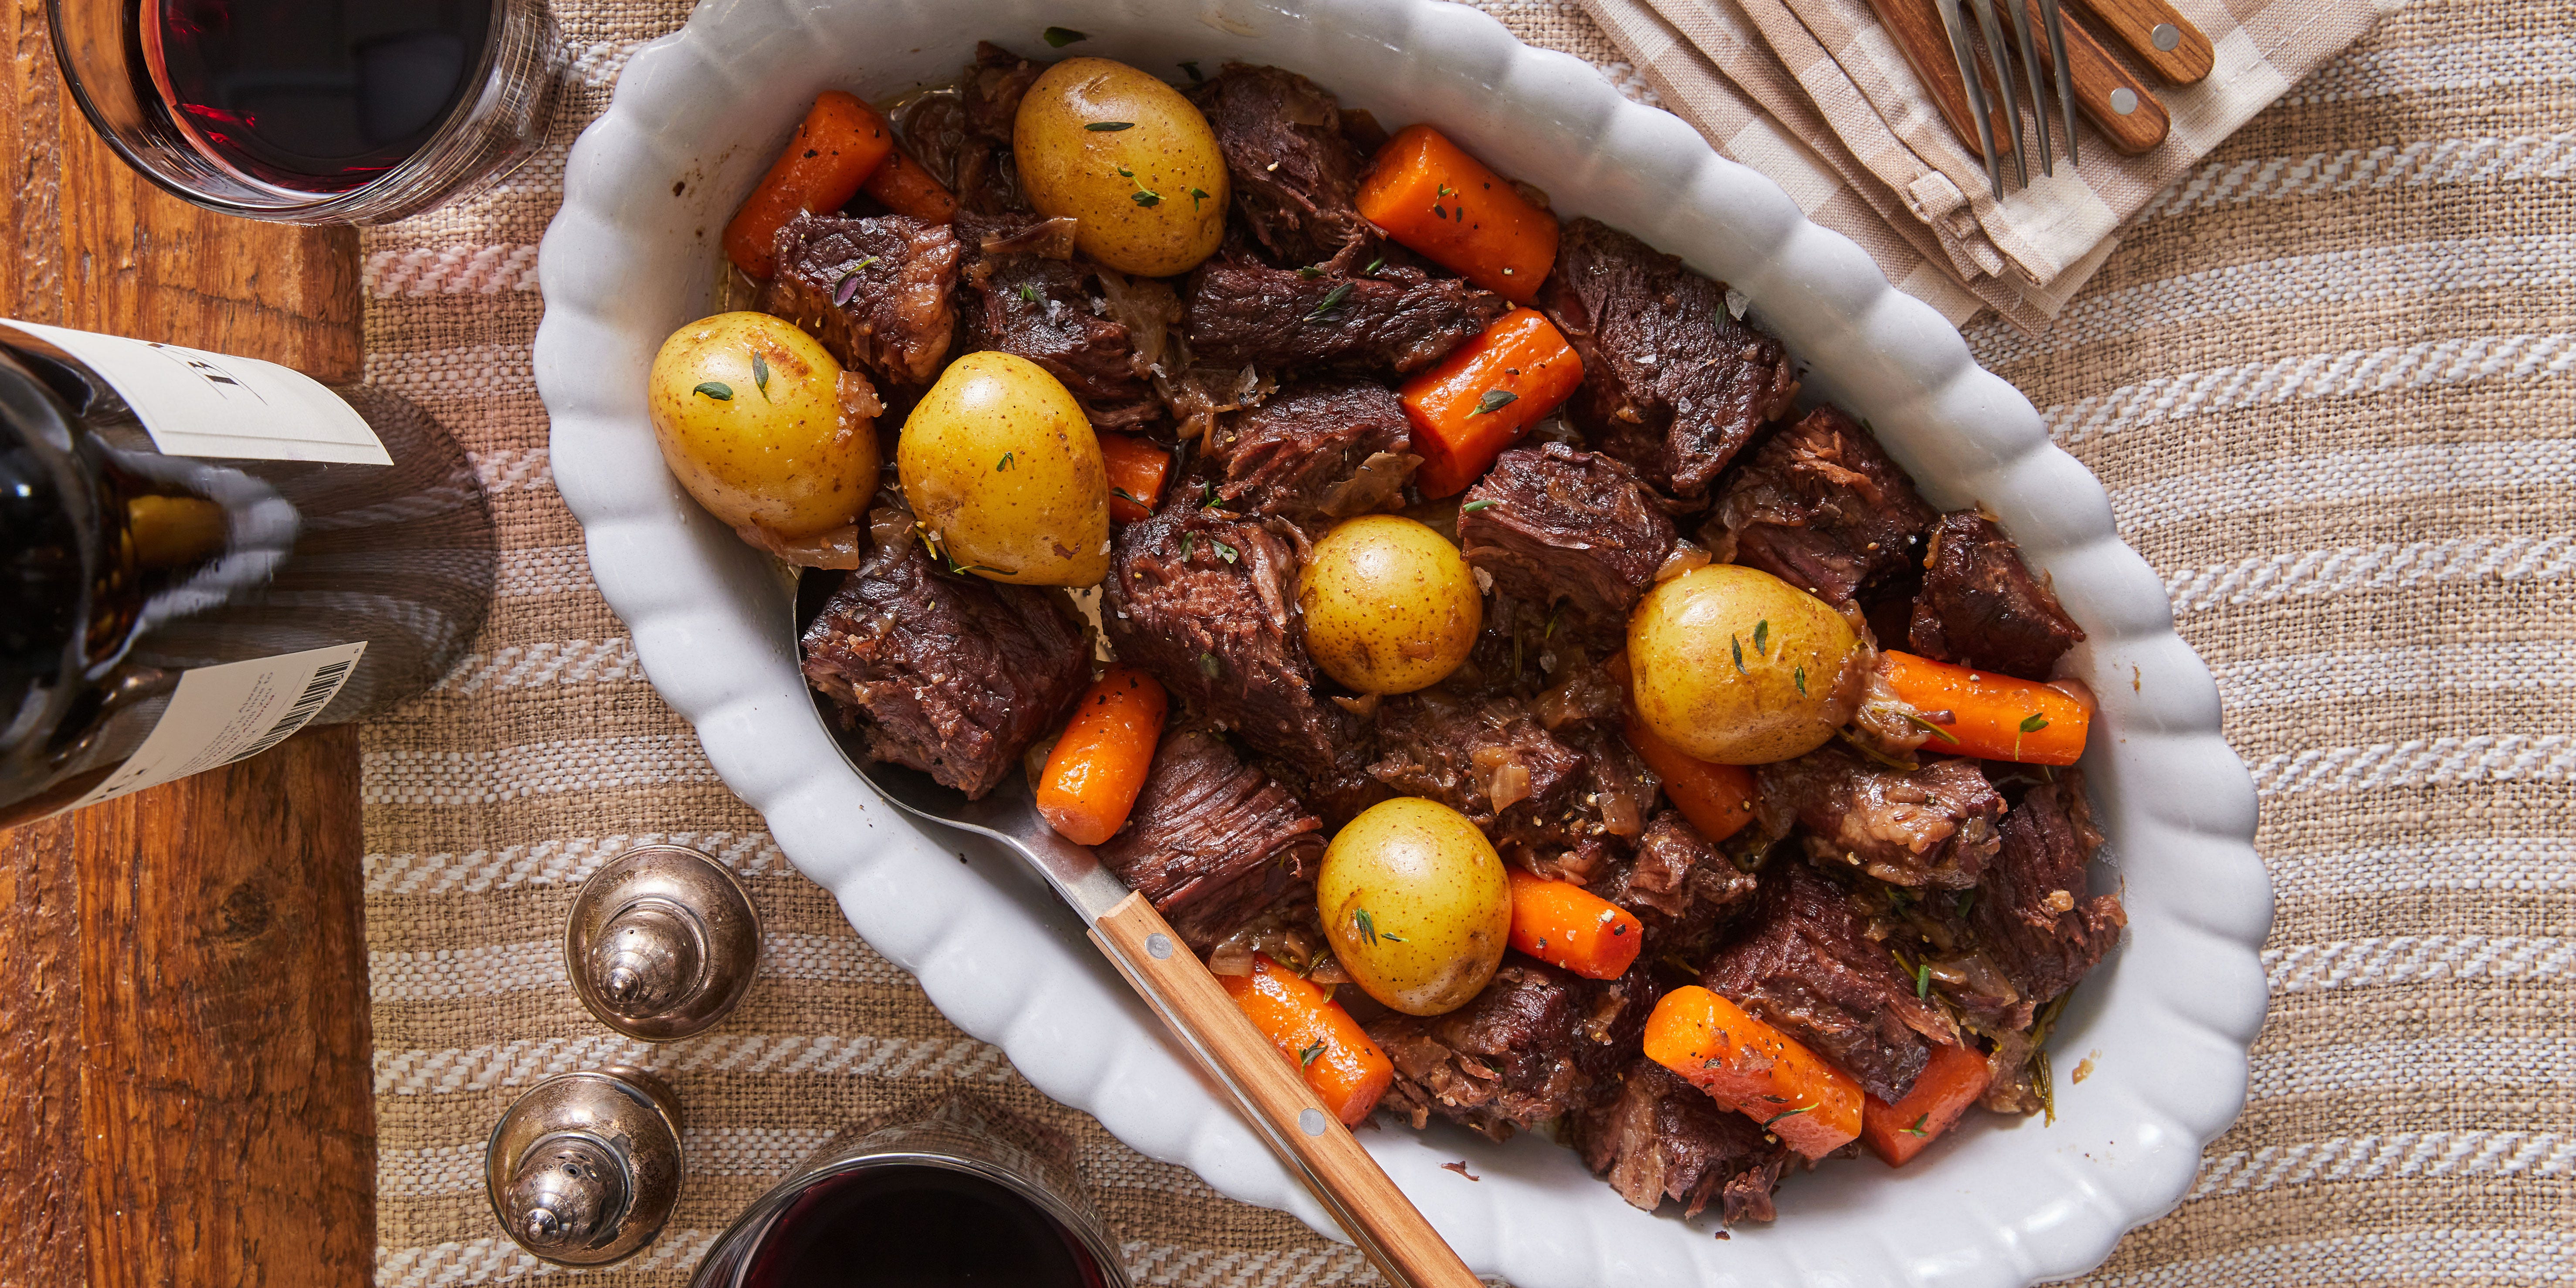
1368, 692, 1602, 871
963, 41, 1044, 136
1973, 769, 2124, 1016
1909, 510, 2087, 681
1204, 379, 1416, 525
958, 212, 1169, 427
1538, 218, 1798, 500
1757, 745, 2003, 889
1594, 809, 1758, 962
1577, 1061, 1792, 1223
799, 539, 1088, 799
1370, 961, 1615, 1140
1703, 862, 1956, 1103
1459, 444, 1676, 641
1102, 502, 1365, 779
761, 213, 959, 387
1184, 257, 1508, 375
1189, 64, 1373, 266
1710, 404, 1938, 606
1095, 727, 1326, 949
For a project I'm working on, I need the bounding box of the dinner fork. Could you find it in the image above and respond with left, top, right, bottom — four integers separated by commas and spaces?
1935, 0, 2080, 197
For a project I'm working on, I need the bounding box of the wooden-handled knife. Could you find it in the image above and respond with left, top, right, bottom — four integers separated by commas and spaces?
2066, 0, 2213, 85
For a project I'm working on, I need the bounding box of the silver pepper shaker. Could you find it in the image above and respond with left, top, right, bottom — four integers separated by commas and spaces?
486, 1067, 685, 1266
566, 843, 763, 1040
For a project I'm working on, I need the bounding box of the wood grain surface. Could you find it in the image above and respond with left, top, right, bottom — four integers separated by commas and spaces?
1091, 893, 1482, 1288
0, 4, 376, 1285
2023, 0, 2172, 155
2066, 0, 2213, 84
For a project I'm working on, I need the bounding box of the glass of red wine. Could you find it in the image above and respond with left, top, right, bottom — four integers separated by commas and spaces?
692, 1098, 1132, 1288
47, 0, 559, 223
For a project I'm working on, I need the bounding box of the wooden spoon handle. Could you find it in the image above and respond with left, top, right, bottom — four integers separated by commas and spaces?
2064, 0, 2213, 84
1091, 893, 1481, 1288
2024, 0, 2171, 154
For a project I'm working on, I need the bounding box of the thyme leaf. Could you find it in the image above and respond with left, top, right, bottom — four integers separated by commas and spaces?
1298, 1040, 1326, 1068
1901, 1113, 1930, 1138
1732, 634, 1747, 675
1762, 1104, 1815, 1128
1130, 189, 1161, 207
997, 451, 1015, 471
751, 352, 771, 401
2019, 712, 2051, 733
691, 381, 733, 401
1084, 120, 1136, 132
1472, 389, 1518, 415
1042, 25, 1088, 46
1459, 499, 1499, 513
1752, 619, 1769, 656
1906, 712, 1962, 745
1305, 282, 1352, 321
1210, 538, 1238, 564
1795, 666, 1807, 696
1179, 59, 1204, 81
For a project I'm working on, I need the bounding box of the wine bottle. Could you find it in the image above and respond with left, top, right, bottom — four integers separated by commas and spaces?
0, 320, 495, 826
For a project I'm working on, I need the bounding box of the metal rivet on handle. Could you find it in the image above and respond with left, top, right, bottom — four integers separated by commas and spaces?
2109, 87, 2140, 115
1299, 1108, 1328, 1136
2151, 21, 2180, 50
1146, 933, 1173, 960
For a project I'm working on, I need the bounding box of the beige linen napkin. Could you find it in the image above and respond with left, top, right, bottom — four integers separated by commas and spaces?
1578, 0, 2395, 329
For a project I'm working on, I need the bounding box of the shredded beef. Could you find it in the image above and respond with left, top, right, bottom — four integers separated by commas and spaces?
761, 213, 959, 387
1702, 862, 1956, 1102
1203, 379, 1416, 525
1370, 695, 1586, 865
1756, 744, 2003, 889
1188, 64, 1374, 266
1909, 510, 2087, 681
1102, 501, 1365, 780
798, 539, 1088, 799
1594, 809, 1759, 963
1369, 960, 1614, 1140
1972, 769, 2124, 1018
1094, 727, 1325, 949
963, 41, 1044, 136
1709, 404, 1938, 606
1183, 257, 1508, 375
1536, 218, 1799, 500
1459, 444, 1676, 642
957, 212, 1168, 427
1577, 1061, 1792, 1222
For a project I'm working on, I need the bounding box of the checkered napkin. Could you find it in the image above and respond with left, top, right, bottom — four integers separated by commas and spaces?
1573, 0, 2395, 329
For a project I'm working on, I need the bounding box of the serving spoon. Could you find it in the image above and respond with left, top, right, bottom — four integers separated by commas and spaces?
793, 569, 1480, 1288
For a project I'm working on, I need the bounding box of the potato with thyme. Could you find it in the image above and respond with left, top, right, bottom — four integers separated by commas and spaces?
1317, 797, 1512, 1017
1297, 515, 1482, 695
647, 311, 877, 541
897, 351, 1111, 586
1628, 563, 1861, 764
1014, 57, 1230, 276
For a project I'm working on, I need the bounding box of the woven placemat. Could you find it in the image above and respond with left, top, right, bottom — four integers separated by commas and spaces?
356, 0, 2574, 1282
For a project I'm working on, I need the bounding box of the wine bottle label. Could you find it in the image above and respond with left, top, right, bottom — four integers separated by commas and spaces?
67, 642, 369, 812
6, 319, 391, 465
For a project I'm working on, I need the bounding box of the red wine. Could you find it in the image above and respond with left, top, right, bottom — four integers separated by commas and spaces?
737, 1167, 1108, 1288
0, 321, 493, 825
143, 0, 498, 193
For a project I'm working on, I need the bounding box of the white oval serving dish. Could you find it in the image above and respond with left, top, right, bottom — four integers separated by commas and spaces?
533, 2, 2269, 1283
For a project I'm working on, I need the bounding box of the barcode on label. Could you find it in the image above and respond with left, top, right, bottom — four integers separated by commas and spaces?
233, 661, 352, 762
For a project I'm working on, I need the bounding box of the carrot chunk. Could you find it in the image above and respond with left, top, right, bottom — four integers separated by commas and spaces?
861, 146, 959, 224
1644, 985, 1864, 1158
1860, 1041, 1993, 1167
1400, 307, 1583, 498
1356, 124, 1558, 303
1505, 869, 1644, 980
1623, 711, 1758, 844
1878, 651, 2089, 765
1098, 432, 1171, 524
1034, 667, 1168, 846
722, 91, 896, 279
1220, 954, 1396, 1125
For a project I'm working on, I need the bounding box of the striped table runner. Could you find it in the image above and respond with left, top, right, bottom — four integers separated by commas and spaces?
356, 0, 2574, 1281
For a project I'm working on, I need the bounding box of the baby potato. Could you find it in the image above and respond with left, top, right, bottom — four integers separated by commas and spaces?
898, 351, 1111, 586
647, 312, 876, 539
1319, 797, 1512, 1016
1014, 58, 1229, 277
1629, 564, 1861, 764
1297, 515, 1482, 695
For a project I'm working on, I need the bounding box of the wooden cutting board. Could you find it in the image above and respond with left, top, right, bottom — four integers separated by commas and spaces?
0, 6, 375, 1285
